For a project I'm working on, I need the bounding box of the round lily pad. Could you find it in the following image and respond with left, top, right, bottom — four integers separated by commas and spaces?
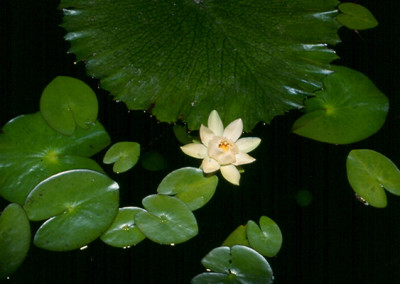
346, 149, 400, 208
192, 245, 273, 284
157, 167, 218, 211
40, 76, 98, 135
103, 142, 140, 173
24, 169, 119, 251
247, 216, 282, 257
292, 66, 389, 144
134, 194, 198, 245
0, 112, 110, 205
337, 3, 378, 30
0, 203, 31, 280
100, 207, 146, 248
222, 225, 250, 248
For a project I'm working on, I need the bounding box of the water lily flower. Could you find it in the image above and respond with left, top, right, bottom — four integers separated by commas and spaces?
180, 110, 261, 185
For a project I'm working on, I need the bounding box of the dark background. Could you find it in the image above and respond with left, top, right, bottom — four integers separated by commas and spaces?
1, 0, 399, 283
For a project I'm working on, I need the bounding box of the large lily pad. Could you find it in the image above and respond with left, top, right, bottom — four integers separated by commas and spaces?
192, 245, 273, 284
292, 66, 389, 144
157, 167, 218, 211
0, 203, 31, 280
0, 112, 110, 205
24, 169, 119, 251
59, 0, 340, 130
346, 150, 400, 208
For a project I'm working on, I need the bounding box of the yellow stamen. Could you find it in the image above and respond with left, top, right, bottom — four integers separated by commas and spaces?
218, 140, 231, 152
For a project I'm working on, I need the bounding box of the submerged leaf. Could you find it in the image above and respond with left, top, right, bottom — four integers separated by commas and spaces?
59, 0, 341, 130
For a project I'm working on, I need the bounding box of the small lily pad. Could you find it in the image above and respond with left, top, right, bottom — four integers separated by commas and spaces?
222, 225, 250, 248
157, 167, 218, 211
100, 207, 146, 248
0, 203, 31, 280
292, 66, 388, 144
141, 151, 168, 171
134, 194, 198, 245
337, 3, 378, 30
103, 142, 140, 173
192, 245, 273, 284
247, 217, 282, 257
40, 76, 98, 135
24, 169, 119, 251
346, 149, 400, 208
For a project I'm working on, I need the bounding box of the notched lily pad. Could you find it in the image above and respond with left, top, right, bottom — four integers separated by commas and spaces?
40, 76, 98, 135
0, 203, 31, 280
292, 66, 388, 144
337, 3, 378, 30
346, 149, 400, 208
101, 207, 146, 248
24, 169, 119, 251
0, 112, 110, 205
247, 216, 282, 257
103, 142, 140, 173
157, 167, 218, 211
134, 194, 198, 245
222, 224, 250, 248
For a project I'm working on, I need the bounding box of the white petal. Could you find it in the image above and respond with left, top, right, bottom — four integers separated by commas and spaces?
236, 137, 261, 153
233, 152, 255, 166
202, 157, 220, 173
208, 110, 224, 136
220, 165, 240, 185
223, 118, 243, 142
200, 125, 215, 146
180, 143, 207, 159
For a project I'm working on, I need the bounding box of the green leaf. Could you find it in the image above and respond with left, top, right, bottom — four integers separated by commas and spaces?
59, 0, 341, 131
222, 225, 250, 248
337, 3, 378, 30
24, 169, 119, 251
295, 189, 313, 207
173, 124, 195, 145
292, 66, 389, 144
103, 142, 140, 173
157, 167, 218, 211
192, 245, 273, 284
141, 151, 168, 171
0, 112, 110, 205
100, 207, 146, 248
346, 150, 400, 208
40, 76, 98, 135
247, 216, 282, 257
134, 194, 198, 245
0, 204, 31, 280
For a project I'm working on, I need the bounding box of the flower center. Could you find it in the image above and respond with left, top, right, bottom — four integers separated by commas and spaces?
218, 140, 232, 152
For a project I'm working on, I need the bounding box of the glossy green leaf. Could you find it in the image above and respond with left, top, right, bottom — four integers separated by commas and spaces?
103, 142, 140, 173
40, 76, 98, 135
222, 225, 250, 248
100, 207, 146, 248
157, 167, 218, 211
247, 216, 282, 257
346, 150, 400, 208
292, 66, 389, 144
0, 204, 31, 280
24, 169, 119, 251
135, 194, 198, 245
60, 0, 341, 131
192, 245, 273, 284
141, 151, 168, 171
0, 112, 110, 205
337, 3, 378, 30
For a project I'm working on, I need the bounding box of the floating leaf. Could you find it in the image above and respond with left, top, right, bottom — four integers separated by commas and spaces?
337, 3, 378, 30
222, 224, 250, 248
103, 142, 140, 173
24, 169, 119, 251
101, 207, 146, 248
135, 194, 198, 245
247, 216, 282, 257
40, 76, 98, 135
141, 151, 168, 171
157, 167, 218, 211
292, 66, 389, 144
59, 0, 341, 130
192, 245, 273, 284
346, 150, 400, 208
0, 203, 31, 280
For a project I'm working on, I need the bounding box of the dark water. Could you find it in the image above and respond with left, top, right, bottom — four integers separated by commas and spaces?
1, 0, 399, 283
